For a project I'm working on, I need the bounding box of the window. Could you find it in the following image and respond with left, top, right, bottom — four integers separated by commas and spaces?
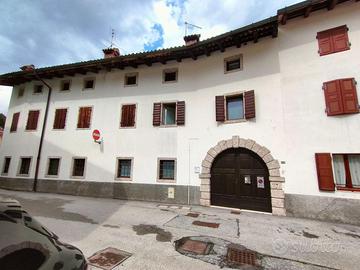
46, 158, 60, 177
18, 87, 25, 98
2, 157, 11, 175
125, 73, 138, 86
53, 108, 67, 129
323, 78, 359, 116
71, 158, 86, 177
120, 104, 136, 128
18, 157, 31, 176
162, 103, 176, 125
317, 25, 350, 56
216, 90, 255, 122
83, 78, 95, 90
226, 95, 244, 120
77, 107, 92, 129
60, 80, 71, 91
163, 69, 178, 83
116, 158, 132, 179
33, 85, 43, 94
158, 159, 176, 181
10, 112, 20, 132
333, 154, 360, 189
26, 110, 40, 131
224, 55, 243, 73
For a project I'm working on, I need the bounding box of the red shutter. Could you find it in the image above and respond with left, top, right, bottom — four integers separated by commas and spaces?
54, 109, 67, 129
331, 25, 350, 53
244, 90, 256, 119
340, 78, 359, 114
315, 153, 335, 191
323, 80, 343, 116
176, 101, 185, 125
77, 108, 83, 128
153, 103, 161, 126
215, 96, 225, 122
85, 107, 92, 128
26, 110, 39, 130
78, 107, 92, 128
317, 31, 333, 56
121, 104, 136, 127
10, 112, 20, 132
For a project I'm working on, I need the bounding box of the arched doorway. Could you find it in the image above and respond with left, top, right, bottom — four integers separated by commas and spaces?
211, 147, 271, 212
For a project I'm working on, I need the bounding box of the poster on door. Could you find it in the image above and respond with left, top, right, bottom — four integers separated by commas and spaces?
257, 176, 265, 189
244, 175, 251, 184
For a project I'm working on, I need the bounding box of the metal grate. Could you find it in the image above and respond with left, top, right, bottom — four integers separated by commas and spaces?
88, 247, 132, 270
227, 246, 256, 266
186, 212, 199, 218
192, 220, 219, 228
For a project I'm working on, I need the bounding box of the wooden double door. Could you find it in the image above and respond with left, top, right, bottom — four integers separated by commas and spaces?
210, 148, 271, 212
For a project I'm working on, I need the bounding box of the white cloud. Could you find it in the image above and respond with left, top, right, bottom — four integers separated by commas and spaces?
0, 86, 12, 115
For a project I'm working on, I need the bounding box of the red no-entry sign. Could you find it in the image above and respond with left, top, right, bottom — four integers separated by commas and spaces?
92, 129, 101, 141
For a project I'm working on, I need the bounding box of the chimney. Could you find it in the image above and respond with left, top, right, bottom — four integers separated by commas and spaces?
102, 47, 120, 58
184, 34, 200, 46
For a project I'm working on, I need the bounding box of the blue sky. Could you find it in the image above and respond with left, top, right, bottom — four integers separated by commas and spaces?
0, 0, 301, 115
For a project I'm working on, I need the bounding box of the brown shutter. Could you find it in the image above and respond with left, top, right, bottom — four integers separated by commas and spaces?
54, 109, 67, 129
26, 110, 39, 130
331, 25, 350, 53
120, 105, 127, 127
215, 96, 225, 122
33, 110, 39, 130
121, 104, 136, 127
129, 104, 136, 127
176, 101, 185, 125
244, 90, 256, 119
153, 103, 161, 126
315, 153, 335, 191
317, 31, 333, 56
77, 108, 83, 128
323, 80, 343, 116
77, 107, 91, 128
85, 107, 92, 128
340, 78, 359, 114
10, 112, 20, 132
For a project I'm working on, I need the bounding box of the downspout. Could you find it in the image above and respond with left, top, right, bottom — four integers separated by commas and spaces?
33, 73, 52, 192
188, 138, 199, 205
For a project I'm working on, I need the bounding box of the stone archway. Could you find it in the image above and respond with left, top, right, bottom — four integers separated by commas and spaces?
199, 136, 286, 216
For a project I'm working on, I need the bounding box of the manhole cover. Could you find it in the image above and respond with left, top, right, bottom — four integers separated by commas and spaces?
186, 212, 199, 218
88, 247, 132, 270
192, 220, 219, 228
227, 246, 257, 266
179, 239, 213, 255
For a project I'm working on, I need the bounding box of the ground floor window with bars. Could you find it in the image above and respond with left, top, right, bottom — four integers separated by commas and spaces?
18, 157, 31, 176
116, 158, 132, 179
158, 159, 176, 181
333, 154, 360, 189
72, 158, 86, 178
47, 158, 60, 177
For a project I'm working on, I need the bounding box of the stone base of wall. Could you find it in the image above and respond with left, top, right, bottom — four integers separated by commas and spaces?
0, 177, 200, 205
285, 193, 360, 226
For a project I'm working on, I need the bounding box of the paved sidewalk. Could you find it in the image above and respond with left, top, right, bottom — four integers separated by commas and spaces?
0, 189, 359, 270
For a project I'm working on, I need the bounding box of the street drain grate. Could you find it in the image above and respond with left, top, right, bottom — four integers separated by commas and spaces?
186, 212, 199, 218
227, 246, 257, 266
88, 247, 132, 270
176, 238, 214, 255
192, 220, 220, 228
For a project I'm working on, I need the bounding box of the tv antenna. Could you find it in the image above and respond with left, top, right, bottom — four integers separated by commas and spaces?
184, 21, 202, 36
110, 28, 115, 48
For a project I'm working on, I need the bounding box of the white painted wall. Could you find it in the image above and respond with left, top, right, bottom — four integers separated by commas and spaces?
0, 1, 359, 200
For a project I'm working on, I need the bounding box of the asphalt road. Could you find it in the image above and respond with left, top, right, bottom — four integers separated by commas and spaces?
1, 189, 359, 270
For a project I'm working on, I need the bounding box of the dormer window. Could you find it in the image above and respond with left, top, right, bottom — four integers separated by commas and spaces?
33, 85, 43, 94
125, 73, 138, 86
163, 69, 178, 83
224, 55, 243, 73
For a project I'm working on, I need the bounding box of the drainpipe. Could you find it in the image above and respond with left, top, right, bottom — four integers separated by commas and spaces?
20, 65, 52, 192
188, 138, 199, 205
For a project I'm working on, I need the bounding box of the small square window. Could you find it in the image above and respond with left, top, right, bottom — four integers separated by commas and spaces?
18, 87, 25, 98
162, 103, 176, 125
60, 80, 71, 91
47, 158, 60, 176
18, 157, 31, 176
83, 78, 95, 90
226, 95, 244, 120
116, 158, 132, 179
159, 159, 176, 180
33, 85, 43, 94
2, 157, 11, 175
72, 158, 86, 177
125, 73, 138, 86
163, 69, 178, 83
224, 55, 243, 73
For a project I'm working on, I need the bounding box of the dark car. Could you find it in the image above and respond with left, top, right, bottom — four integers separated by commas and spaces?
0, 197, 87, 270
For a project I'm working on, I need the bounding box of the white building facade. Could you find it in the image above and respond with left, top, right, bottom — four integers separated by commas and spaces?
0, 0, 359, 224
